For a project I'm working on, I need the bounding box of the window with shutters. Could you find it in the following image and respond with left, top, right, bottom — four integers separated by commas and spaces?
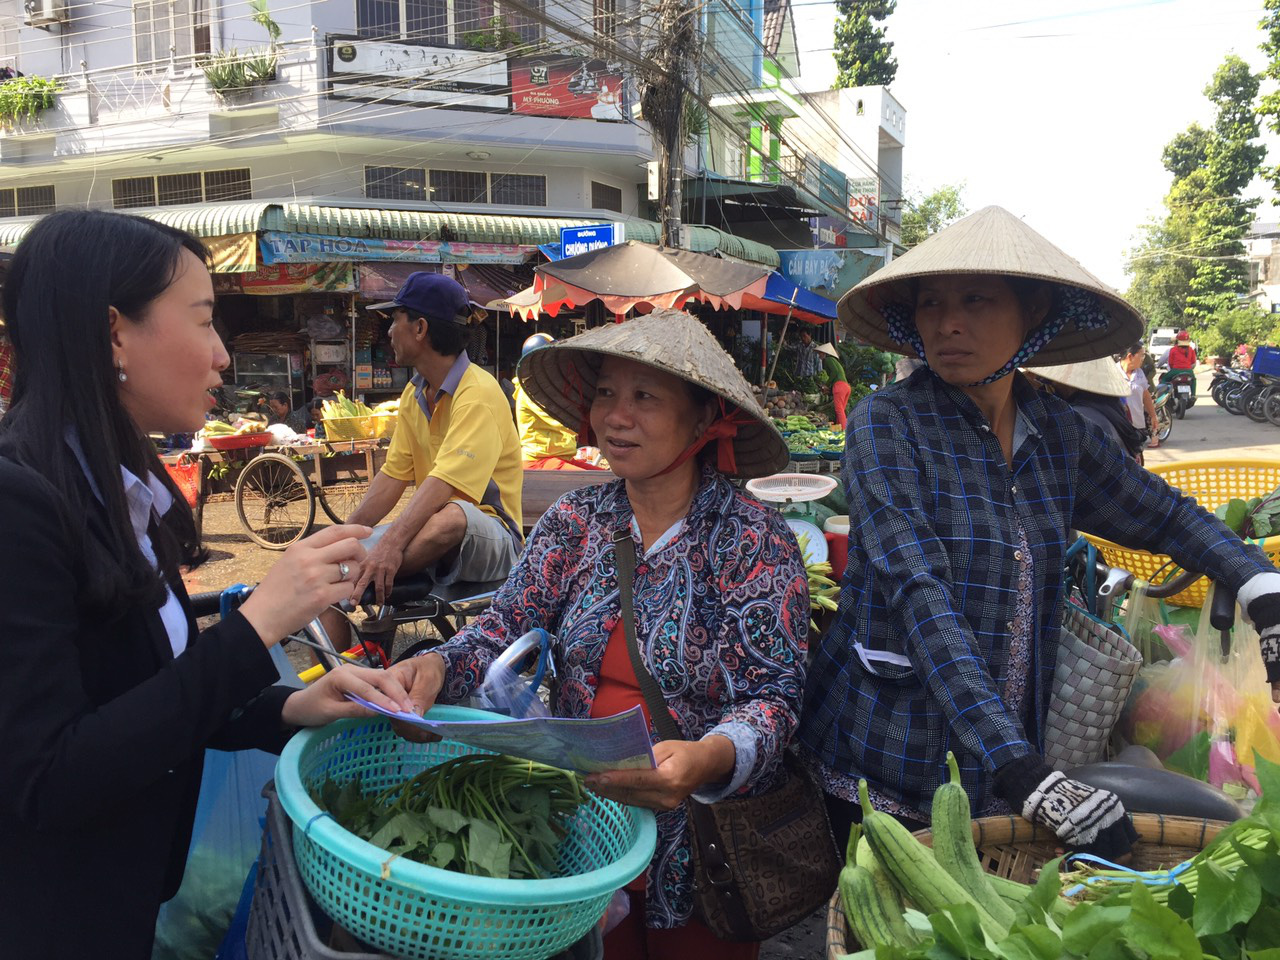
593, 0, 616, 40
590, 180, 622, 212
355, 0, 541, 45
113, 169, 251, 209
0, 185, 56, 218
491, 173, 546, 206
133, 0, 211, 70
204, 168, 252, 202
113, 177, 158, 209
365, 166, 428, 201
429, 169, 488, 204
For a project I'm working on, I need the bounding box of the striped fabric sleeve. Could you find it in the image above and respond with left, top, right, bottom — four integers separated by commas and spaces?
848, 398, 1033, 774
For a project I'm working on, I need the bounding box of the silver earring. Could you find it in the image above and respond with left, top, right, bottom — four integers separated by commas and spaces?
117, 365, 127, 382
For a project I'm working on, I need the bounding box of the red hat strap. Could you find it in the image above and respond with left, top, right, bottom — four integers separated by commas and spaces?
655, 398, 750, 477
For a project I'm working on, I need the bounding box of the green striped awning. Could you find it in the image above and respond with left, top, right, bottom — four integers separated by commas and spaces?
0, 201, 276, 248
0, 200, 781, 268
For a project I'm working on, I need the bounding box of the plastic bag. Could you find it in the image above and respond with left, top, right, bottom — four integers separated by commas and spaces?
151, 749, 277, 960
1118, 585, 1280, 802
152, 614, 300, 960
469, 628, 556, 719
164, 457, 201, 509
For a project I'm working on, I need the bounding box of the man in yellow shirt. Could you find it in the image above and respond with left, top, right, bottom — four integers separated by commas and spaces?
320, 272, 523, 649
511, 333, 604, 470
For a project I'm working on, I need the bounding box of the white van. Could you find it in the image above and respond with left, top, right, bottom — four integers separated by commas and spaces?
1149, 327, 1178, 365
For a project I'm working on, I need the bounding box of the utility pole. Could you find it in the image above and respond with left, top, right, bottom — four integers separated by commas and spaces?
640, 0, 698, 249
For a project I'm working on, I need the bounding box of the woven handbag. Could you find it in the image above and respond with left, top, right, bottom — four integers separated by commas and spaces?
1043, 602, 1142, 771
613, 530, 840, 942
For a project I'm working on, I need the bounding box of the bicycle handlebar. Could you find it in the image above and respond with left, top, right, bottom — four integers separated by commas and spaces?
188, 590, 227, 617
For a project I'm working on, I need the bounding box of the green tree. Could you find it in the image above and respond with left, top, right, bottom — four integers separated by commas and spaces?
1257, 0, 1280, 193
833, 1, 898, 88
1183, 56, 1262, 324
1126, 55, 1262, 339
899, 183, 967, 248
1160, 123, 1210, 181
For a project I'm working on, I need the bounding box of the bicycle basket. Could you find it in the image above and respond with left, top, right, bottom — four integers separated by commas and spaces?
274, 710, 657, 960
1082, 458, 1280, 607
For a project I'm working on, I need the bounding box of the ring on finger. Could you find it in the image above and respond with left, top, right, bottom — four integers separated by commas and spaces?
338, 561, 351, 582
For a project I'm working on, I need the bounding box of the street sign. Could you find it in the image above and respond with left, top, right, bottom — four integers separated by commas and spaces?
560, 223, 626, 258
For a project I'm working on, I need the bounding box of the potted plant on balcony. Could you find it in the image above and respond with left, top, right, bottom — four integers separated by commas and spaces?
0, 75, 60, 129
203, 0, 281, 101
461, 16, 524, 51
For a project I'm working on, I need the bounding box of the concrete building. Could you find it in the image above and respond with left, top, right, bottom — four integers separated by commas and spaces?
0, 0, 678, 242
1245, 221, 1280, 314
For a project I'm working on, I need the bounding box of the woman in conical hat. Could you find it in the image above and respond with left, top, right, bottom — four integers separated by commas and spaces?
388, 309, 813, 951
798, 205, 1280, 859
1022, 357, 1145, 460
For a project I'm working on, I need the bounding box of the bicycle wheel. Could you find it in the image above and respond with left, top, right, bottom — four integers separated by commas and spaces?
234, 453, 315, 549
318, 478, 371, 525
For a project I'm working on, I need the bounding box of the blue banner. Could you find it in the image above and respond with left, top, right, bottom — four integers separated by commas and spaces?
776, 248, 885, 301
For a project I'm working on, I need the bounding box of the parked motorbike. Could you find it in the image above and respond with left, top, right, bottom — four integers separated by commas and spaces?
1211, 365, 1250, 410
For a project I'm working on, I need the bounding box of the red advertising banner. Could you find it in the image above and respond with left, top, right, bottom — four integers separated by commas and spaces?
509, 56, 625, 120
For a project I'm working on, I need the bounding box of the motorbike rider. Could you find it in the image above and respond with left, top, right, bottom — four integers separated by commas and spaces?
1160, 329, 1198, 404
1167, 330, 1198, 371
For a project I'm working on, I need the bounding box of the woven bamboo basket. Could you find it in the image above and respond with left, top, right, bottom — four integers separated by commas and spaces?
824, 813, 1229, 959
1082, 458, 1280, 608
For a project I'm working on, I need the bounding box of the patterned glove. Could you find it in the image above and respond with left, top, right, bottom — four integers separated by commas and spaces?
1238, 572, 1280, 684
995, 755, 1138, 859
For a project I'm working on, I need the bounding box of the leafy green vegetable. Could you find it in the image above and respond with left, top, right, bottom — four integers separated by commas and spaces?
309, 754, 585, 880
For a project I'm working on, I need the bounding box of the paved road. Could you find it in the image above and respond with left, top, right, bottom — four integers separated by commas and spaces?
1144, 372, 1280, 467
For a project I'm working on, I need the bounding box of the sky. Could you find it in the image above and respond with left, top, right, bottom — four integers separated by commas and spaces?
791, 0, 1280, 290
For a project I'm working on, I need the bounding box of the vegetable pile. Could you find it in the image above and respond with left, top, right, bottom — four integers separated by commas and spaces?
320, 391, 399, 421
200, 418, 267, 438
310, 754, 586, 880
837, 752, 1280, 959
1215, 486, 1280, 539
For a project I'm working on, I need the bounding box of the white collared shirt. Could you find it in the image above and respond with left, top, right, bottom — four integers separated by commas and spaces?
68, 433, 189, 657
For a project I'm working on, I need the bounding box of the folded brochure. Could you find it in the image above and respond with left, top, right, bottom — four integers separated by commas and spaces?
347, 696, 656, 774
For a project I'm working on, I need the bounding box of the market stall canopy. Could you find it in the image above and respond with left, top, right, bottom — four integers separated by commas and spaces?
506, 242, 770, 319
738, 273, 837, 325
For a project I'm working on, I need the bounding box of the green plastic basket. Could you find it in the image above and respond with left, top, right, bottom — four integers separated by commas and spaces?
275, 710, 657, 960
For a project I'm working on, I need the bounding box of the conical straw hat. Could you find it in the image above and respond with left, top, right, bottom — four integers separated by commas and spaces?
815, 341, 840, 359
1023, 356, 1129, 397
518, 308, 788, 478
839, 206, 1145, 365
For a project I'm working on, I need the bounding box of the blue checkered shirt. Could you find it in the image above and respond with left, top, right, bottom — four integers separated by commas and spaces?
798, 369, 1274, 815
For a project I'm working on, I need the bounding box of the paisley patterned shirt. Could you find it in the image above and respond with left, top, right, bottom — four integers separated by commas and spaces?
431, 462, 810, 929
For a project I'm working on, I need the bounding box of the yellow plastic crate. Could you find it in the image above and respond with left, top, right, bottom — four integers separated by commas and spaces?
1082, 458, 1280, 607
322, 413, 397, 441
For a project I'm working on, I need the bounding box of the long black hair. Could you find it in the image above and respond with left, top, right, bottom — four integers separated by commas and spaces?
0, 210, 209, 619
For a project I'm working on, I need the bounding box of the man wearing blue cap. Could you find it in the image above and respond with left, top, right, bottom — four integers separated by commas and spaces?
319, 272, 523, 649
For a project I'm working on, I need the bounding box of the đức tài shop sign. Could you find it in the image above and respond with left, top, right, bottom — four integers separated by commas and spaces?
260, 232, 535, 266
508, 56, 625, 120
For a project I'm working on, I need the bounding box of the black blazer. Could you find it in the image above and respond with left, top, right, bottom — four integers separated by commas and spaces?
0, 455, 295, 959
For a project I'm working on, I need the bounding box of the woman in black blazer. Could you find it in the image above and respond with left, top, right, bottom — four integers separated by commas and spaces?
0, 211, 420, 957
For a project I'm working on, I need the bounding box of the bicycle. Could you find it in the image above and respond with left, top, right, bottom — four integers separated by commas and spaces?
188, 572, 502, 683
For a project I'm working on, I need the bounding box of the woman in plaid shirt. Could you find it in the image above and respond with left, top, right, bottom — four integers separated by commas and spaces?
799, 206, 1280, 860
